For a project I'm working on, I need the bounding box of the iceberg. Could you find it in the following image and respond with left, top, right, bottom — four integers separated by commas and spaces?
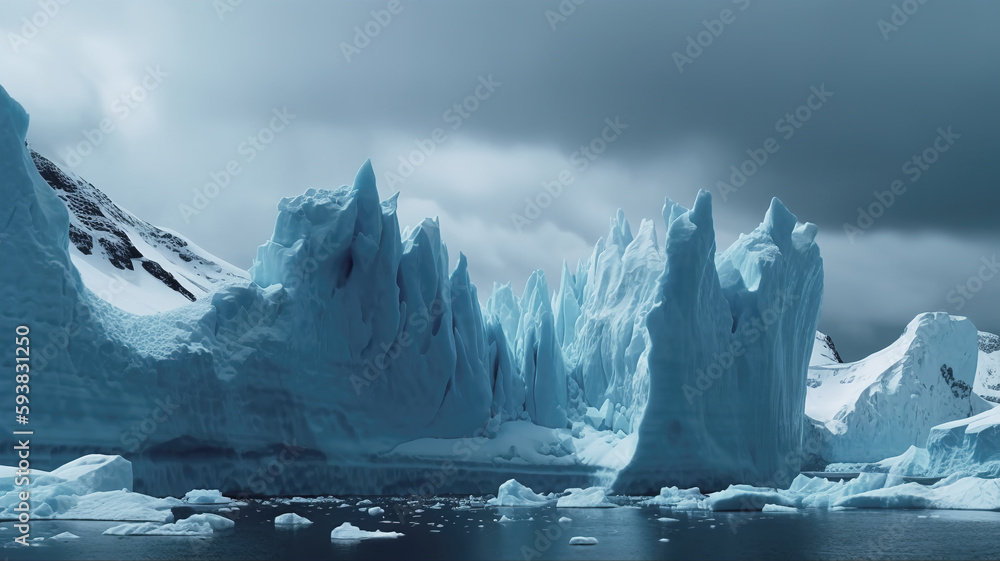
182, 489, 232, 504
640, 470, 1000, 512
832, 476, 1000, 511
761, 504, 799, 513
707, 485, 798, 511
0, 454, 179, 522
556, 487, 615, 508
330, 522, 403, 540
610, 193, 823, 493
646, 486, 708, 509
274, 512, 313, 527
1, 83, 825, 496
486, 479, 553, 506
103, 513, 234, 537
924, 405, 1000, 478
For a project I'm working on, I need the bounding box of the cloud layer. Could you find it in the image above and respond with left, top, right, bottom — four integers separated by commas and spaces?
3, 0, 998, 359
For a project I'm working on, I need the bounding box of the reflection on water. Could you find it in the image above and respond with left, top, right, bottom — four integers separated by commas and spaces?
5, 498, 1000, 560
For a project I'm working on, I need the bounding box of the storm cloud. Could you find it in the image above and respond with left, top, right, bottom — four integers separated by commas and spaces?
2, 0, 998, 359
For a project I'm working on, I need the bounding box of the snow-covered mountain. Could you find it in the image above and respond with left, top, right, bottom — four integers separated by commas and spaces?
974, 332, 1000, 404
30, 150, 247, 314
810, 332, 843, 365
805, 313, 991, 465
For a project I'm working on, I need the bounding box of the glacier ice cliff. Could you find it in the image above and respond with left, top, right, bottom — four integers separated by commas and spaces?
610, 193, 823, 493
0, 84, 826, 496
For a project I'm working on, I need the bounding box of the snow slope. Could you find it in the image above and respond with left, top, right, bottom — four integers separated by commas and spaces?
805, 313, 989, 464
31, 150, 247, 314
811, 332, 843, 365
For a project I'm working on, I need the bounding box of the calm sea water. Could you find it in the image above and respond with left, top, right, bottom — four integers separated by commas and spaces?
4, 498, 1000, 560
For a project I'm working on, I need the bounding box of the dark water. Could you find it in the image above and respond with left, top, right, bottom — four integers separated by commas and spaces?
5, 498, 1000, 560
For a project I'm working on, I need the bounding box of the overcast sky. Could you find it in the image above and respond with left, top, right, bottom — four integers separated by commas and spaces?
3, 0, 998, 360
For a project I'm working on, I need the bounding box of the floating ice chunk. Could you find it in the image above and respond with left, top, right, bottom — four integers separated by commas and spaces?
557, 487, 615, 508
558, 516, 572, 523
184, 513, 235, 531
646, 486, 707, 509
762, 504, 799, 513
569, 536, 598, 545
486, 479, 553, 506
368, 507, 384, 516
274, 513, 313, 527
104, 521, 210, 537
330, 522, 403, 540
833, 476, 1000, 510
104, 514, 232, 537
49, 532, 79, 540
356, 499, 373, 506
0, 455, 181, 521
659, 538, 670, 543
39, 490, 179, 522
182, 489, 231, 505
656, 517, 679, 523
498, 515, 514, 523
706, 485, 797, 512
926, 405, 1000, 478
